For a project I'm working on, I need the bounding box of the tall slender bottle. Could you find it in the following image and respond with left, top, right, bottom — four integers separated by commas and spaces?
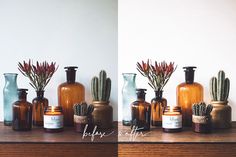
151, 90, 167, 126
131, 89, 151, 131
58, 66, 85, 126
3, 73, 18, 126
177, 67, 203, 126
122, 73, 136, 126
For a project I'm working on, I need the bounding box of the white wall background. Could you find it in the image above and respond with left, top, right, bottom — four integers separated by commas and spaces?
0, 0, 118, 120
119, 0, 236, 121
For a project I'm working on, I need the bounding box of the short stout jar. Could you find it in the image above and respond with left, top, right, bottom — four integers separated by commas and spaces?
162, 106, 182, 133
44, 106, 64, 133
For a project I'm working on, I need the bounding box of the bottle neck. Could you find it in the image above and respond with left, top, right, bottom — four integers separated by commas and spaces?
185, 71, 194, 84
137, 94, 146, 101
4, 74, 17, 86
123, 75, 136, 85
36, 90, 44, 98
66, 70, 76, 83
155, 90, 163, 100
19, 95, 27, 101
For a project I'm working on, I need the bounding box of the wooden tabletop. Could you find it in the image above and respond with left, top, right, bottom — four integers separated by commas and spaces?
118, 122, 236, 143
0, 122, 235, 144
0, 122, 118, 143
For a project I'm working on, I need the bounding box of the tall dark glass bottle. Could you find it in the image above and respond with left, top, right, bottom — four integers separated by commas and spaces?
151, 90, 167, 126
131, 89, 151, 131
177, 67, 203, 126
12, 89, 32, 131
32, 90, 48, 126
58, 66, 85, 126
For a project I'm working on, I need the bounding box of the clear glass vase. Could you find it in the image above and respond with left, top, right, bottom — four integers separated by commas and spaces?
122, 73, 136, 126
3, 73, 18, 126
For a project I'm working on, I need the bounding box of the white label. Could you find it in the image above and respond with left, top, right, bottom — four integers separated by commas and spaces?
44, 115, 63, 129
162, 115, 182, 129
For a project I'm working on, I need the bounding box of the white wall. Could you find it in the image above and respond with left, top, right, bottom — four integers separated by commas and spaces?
119, 0, 236, 121
0, 0, 118, 120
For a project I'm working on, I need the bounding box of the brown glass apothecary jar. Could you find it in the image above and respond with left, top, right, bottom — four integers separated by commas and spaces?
32, 90, 49, 126
12, 89, 32, 131
58, 66, 85, 127
131, 88, 151, 131
177, 67, 203, 126
151, 90, 167, 126
44, 106, 64, 133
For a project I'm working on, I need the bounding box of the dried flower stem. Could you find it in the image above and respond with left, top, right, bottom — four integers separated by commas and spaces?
18, 60, 58, 91
137, 60, 177, 91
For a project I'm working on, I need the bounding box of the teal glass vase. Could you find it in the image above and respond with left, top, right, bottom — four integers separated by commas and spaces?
122, 73, 136, 126
3, 73, 18, 126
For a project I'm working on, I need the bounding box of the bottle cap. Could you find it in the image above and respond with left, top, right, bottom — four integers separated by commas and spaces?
64, 66, 78, 83
183, 66, 196, 84
136, 88, 147, 99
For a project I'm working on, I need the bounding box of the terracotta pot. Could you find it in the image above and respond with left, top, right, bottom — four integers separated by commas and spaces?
210, 101, 231, 129
92, 101, 113, 130
74, 115, 94, 133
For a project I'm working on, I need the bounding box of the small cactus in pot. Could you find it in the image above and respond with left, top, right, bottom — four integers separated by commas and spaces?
192, 102, 213, 133
209, 70, 231, 129
91, 70, 113, 130
73, 102, 94, 133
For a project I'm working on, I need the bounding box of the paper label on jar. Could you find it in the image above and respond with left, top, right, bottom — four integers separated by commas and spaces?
162, 115, 182, 129
44, 115, 63, 129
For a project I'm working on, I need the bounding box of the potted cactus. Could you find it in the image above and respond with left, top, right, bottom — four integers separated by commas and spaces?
209, 70, 231, 129
192, 102, 213, 133
73, 102, 94, 133
91, 70, 113, 129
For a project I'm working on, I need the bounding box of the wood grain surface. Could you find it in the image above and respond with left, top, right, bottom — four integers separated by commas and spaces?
0, 122, 118, 143
118, 144, 236, 157
0, 144, 118, 157
0, 122, 236, 156
118, 122, 236, 143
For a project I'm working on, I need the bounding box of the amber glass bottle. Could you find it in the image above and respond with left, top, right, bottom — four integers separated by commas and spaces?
177, 67, 203, 126
32, 90, 48, 126
131, 89, 151, 131
151, 90, 167, 126
58, 66, 85, 126
12, 89, 32, 131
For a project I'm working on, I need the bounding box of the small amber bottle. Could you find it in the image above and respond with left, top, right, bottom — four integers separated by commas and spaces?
177, 67, 203, 126
58, 66, 85, 126
12, 89, 32, 131
131, 89, 151, 131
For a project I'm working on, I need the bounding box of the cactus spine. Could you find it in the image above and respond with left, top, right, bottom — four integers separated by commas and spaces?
209, 70, 230, 101
91, 70, 111, 102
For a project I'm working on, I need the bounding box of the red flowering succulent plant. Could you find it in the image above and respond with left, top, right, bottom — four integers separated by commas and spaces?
18, 60, 58, 91
137, 60, 177, 91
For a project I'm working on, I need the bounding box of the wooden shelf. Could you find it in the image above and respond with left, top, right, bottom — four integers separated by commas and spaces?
118, 122, 236, 143
0, 122, 118, 157
118, 122, 236, 157
0, 122, 236, 156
